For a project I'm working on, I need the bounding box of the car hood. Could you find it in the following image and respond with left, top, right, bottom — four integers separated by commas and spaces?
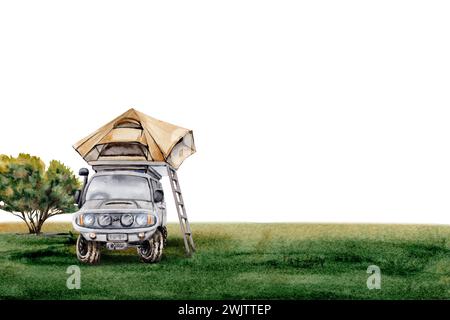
80, 199, 154, 210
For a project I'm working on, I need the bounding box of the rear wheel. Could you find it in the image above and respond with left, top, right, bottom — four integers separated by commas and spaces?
76, 235, 101, 264
137, 229, 164, 263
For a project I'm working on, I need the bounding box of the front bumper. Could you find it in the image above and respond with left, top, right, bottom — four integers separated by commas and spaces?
72, 209, 159, 244
74, 225, 158, 243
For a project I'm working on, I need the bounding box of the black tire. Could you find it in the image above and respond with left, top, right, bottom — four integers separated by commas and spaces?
137, 229, 164, 263
76, 234, 101, 265
160, 226, 168, 247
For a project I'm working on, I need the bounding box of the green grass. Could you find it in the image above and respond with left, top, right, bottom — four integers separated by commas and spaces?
0, 222, 449, 300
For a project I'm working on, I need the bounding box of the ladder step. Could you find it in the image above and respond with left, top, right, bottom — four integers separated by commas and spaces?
168, 167, 195, 255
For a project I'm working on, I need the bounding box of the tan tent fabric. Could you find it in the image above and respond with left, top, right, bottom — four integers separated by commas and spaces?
73, 108, 196, 169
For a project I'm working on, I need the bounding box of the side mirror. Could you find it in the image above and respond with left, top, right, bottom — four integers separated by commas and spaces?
74, 190, 81, 204
153, 189, 164, 203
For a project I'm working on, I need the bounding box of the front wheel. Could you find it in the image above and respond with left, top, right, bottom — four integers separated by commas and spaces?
76, 235, 101, 264
160, 226, 168, 247
137, 229, 164, 263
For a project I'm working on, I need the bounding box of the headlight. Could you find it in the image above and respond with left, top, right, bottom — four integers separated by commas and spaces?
81, 214, 95, 226
98, 214, 112, 227
120, 214, 134, 227
136, 214, 148, 226
136, 214, 156, 226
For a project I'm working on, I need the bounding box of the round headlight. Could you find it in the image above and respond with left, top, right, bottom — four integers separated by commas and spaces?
136, 214, 148, 226
98, 214, 112, 227
83, 214, 95, 226
120, 214, 134, 227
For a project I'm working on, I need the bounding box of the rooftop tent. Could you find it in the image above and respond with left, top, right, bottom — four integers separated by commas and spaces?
73, 108, 196, 169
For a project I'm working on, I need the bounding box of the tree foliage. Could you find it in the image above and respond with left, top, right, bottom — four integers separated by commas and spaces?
0, 154, 80, 234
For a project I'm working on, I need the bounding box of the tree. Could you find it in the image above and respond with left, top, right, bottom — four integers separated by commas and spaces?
0, 154, 80, 234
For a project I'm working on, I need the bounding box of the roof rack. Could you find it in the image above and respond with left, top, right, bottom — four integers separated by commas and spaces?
88, 160, 172, 180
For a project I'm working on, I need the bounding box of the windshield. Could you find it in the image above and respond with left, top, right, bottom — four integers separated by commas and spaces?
85, 175, 151, 201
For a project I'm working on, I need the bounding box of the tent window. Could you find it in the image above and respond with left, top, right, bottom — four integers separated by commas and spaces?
114, 118, 143, 129
100, 143, 147, 157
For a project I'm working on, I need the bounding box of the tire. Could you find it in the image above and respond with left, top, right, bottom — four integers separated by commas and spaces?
160, 226, 168, 247
76, 234, 101, 265
137, 229, 164, 263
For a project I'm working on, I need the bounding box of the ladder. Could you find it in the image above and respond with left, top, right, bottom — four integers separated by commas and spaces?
167, 166, 196, 256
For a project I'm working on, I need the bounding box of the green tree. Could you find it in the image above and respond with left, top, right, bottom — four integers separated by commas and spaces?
0, 154, 80, 234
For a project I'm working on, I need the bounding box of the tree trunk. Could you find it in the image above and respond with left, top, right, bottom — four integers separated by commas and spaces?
27, 220, 42, 235
28, 225, 38, 234
34, 223, 42, 235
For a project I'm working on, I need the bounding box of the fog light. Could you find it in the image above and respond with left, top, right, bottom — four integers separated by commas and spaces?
89, 233, 97, 239
138, 232, 145, 240
98, 214, 112, 227
120, 214, 134, 227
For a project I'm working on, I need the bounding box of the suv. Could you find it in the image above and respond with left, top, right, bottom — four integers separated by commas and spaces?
72, 163, 168, 264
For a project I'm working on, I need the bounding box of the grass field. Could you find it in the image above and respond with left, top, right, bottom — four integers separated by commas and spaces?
0, 222, 449, 300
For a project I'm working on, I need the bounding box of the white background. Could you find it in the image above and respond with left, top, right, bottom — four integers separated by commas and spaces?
0, 1, 449, 224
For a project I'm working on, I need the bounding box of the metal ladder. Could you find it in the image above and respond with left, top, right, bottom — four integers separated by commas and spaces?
167, 166, 196, 256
